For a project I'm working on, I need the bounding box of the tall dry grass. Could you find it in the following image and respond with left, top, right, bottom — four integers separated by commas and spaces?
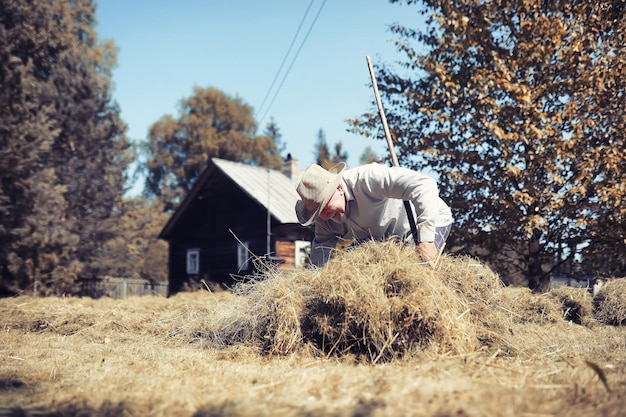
1, 240, 625, 417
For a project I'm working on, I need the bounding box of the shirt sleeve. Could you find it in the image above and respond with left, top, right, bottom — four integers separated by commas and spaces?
358, 163, 441, 242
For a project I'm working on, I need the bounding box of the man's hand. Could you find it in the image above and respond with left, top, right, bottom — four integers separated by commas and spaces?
416, 241, 438, 269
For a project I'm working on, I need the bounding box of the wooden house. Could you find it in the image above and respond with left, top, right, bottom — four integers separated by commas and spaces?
158, 156, 313, 295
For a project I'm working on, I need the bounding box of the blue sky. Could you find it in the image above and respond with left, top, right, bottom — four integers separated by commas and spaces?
95, 1, 424, 191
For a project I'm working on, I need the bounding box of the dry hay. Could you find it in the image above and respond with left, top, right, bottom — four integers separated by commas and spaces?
208, 240, 501, 361
2, 255, 626, 417
298, 241, 486, 361
192, 240, 612, 363
8, 240, 609, 366
549, 285, 595, 325
0, 291, 234, 348
497, 285, 595, 327
593, 278, 626, 325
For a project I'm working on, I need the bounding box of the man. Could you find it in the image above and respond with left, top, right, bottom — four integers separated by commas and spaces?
295, 162, 453, 268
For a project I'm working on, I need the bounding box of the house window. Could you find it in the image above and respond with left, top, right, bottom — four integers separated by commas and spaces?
187, 249, 200, 274
295, 240, 311, 268
237, 241, 250, 271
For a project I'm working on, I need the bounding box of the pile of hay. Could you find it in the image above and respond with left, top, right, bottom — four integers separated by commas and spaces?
550, 285, 595, 325
594, 278, 626, 325
193, 240, 621, 362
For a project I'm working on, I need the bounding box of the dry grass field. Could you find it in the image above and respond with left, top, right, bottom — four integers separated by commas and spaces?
1, 241, 625, 417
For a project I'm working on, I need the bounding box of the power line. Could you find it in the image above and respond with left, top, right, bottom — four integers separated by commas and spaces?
256, 0, 327, 128
255, 0, 315, 121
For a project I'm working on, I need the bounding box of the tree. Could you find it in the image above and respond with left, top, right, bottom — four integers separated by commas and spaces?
314, 129, 332, 168
142, 87, 283, 211
314, 129, 349, 169
98, 197, 168, 283
0, 0, 131, 295
264, 117, 287, 157
359, 146, 382, 165
49, 41, 132, 283
330, 142, 349, 166
0, 4, 56, 294
351, 0, 625, 290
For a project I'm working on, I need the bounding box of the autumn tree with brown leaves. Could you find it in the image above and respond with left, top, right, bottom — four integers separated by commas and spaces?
142, 87, 284, 212
352, 0, 625, 291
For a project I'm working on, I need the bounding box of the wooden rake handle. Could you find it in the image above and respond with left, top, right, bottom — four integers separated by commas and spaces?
366, 55, 419, 245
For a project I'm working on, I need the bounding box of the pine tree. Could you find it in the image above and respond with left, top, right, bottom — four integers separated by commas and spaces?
359, 146, 382, 165
0, 0, 131, 295
48, 42, 132, 281
314, 129, 349, 169
314, 129, 332, 168
0, 7, 57, 293
330, 142, 349, 166
263, 117, 287, 156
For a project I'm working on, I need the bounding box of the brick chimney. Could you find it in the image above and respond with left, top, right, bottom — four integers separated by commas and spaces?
282, 153, 299, 181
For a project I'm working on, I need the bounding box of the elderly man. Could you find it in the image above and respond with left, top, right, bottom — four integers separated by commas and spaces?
295, 162, 453, 267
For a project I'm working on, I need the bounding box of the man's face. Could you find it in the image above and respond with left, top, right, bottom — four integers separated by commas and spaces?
319, 186, 346, 224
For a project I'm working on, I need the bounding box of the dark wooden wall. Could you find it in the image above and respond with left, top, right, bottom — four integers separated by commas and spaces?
166, 172, 313, 295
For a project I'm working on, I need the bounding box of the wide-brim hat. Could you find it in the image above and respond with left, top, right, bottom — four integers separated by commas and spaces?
295, 162, 346, 226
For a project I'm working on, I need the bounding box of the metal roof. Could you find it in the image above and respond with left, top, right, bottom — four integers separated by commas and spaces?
213, 158, 300, 224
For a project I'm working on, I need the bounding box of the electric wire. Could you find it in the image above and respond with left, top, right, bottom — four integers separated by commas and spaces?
254, 0, 315, 121
257, 0, 327, 127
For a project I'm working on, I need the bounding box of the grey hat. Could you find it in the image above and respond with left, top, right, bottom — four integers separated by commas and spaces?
295, 162, 346, 226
